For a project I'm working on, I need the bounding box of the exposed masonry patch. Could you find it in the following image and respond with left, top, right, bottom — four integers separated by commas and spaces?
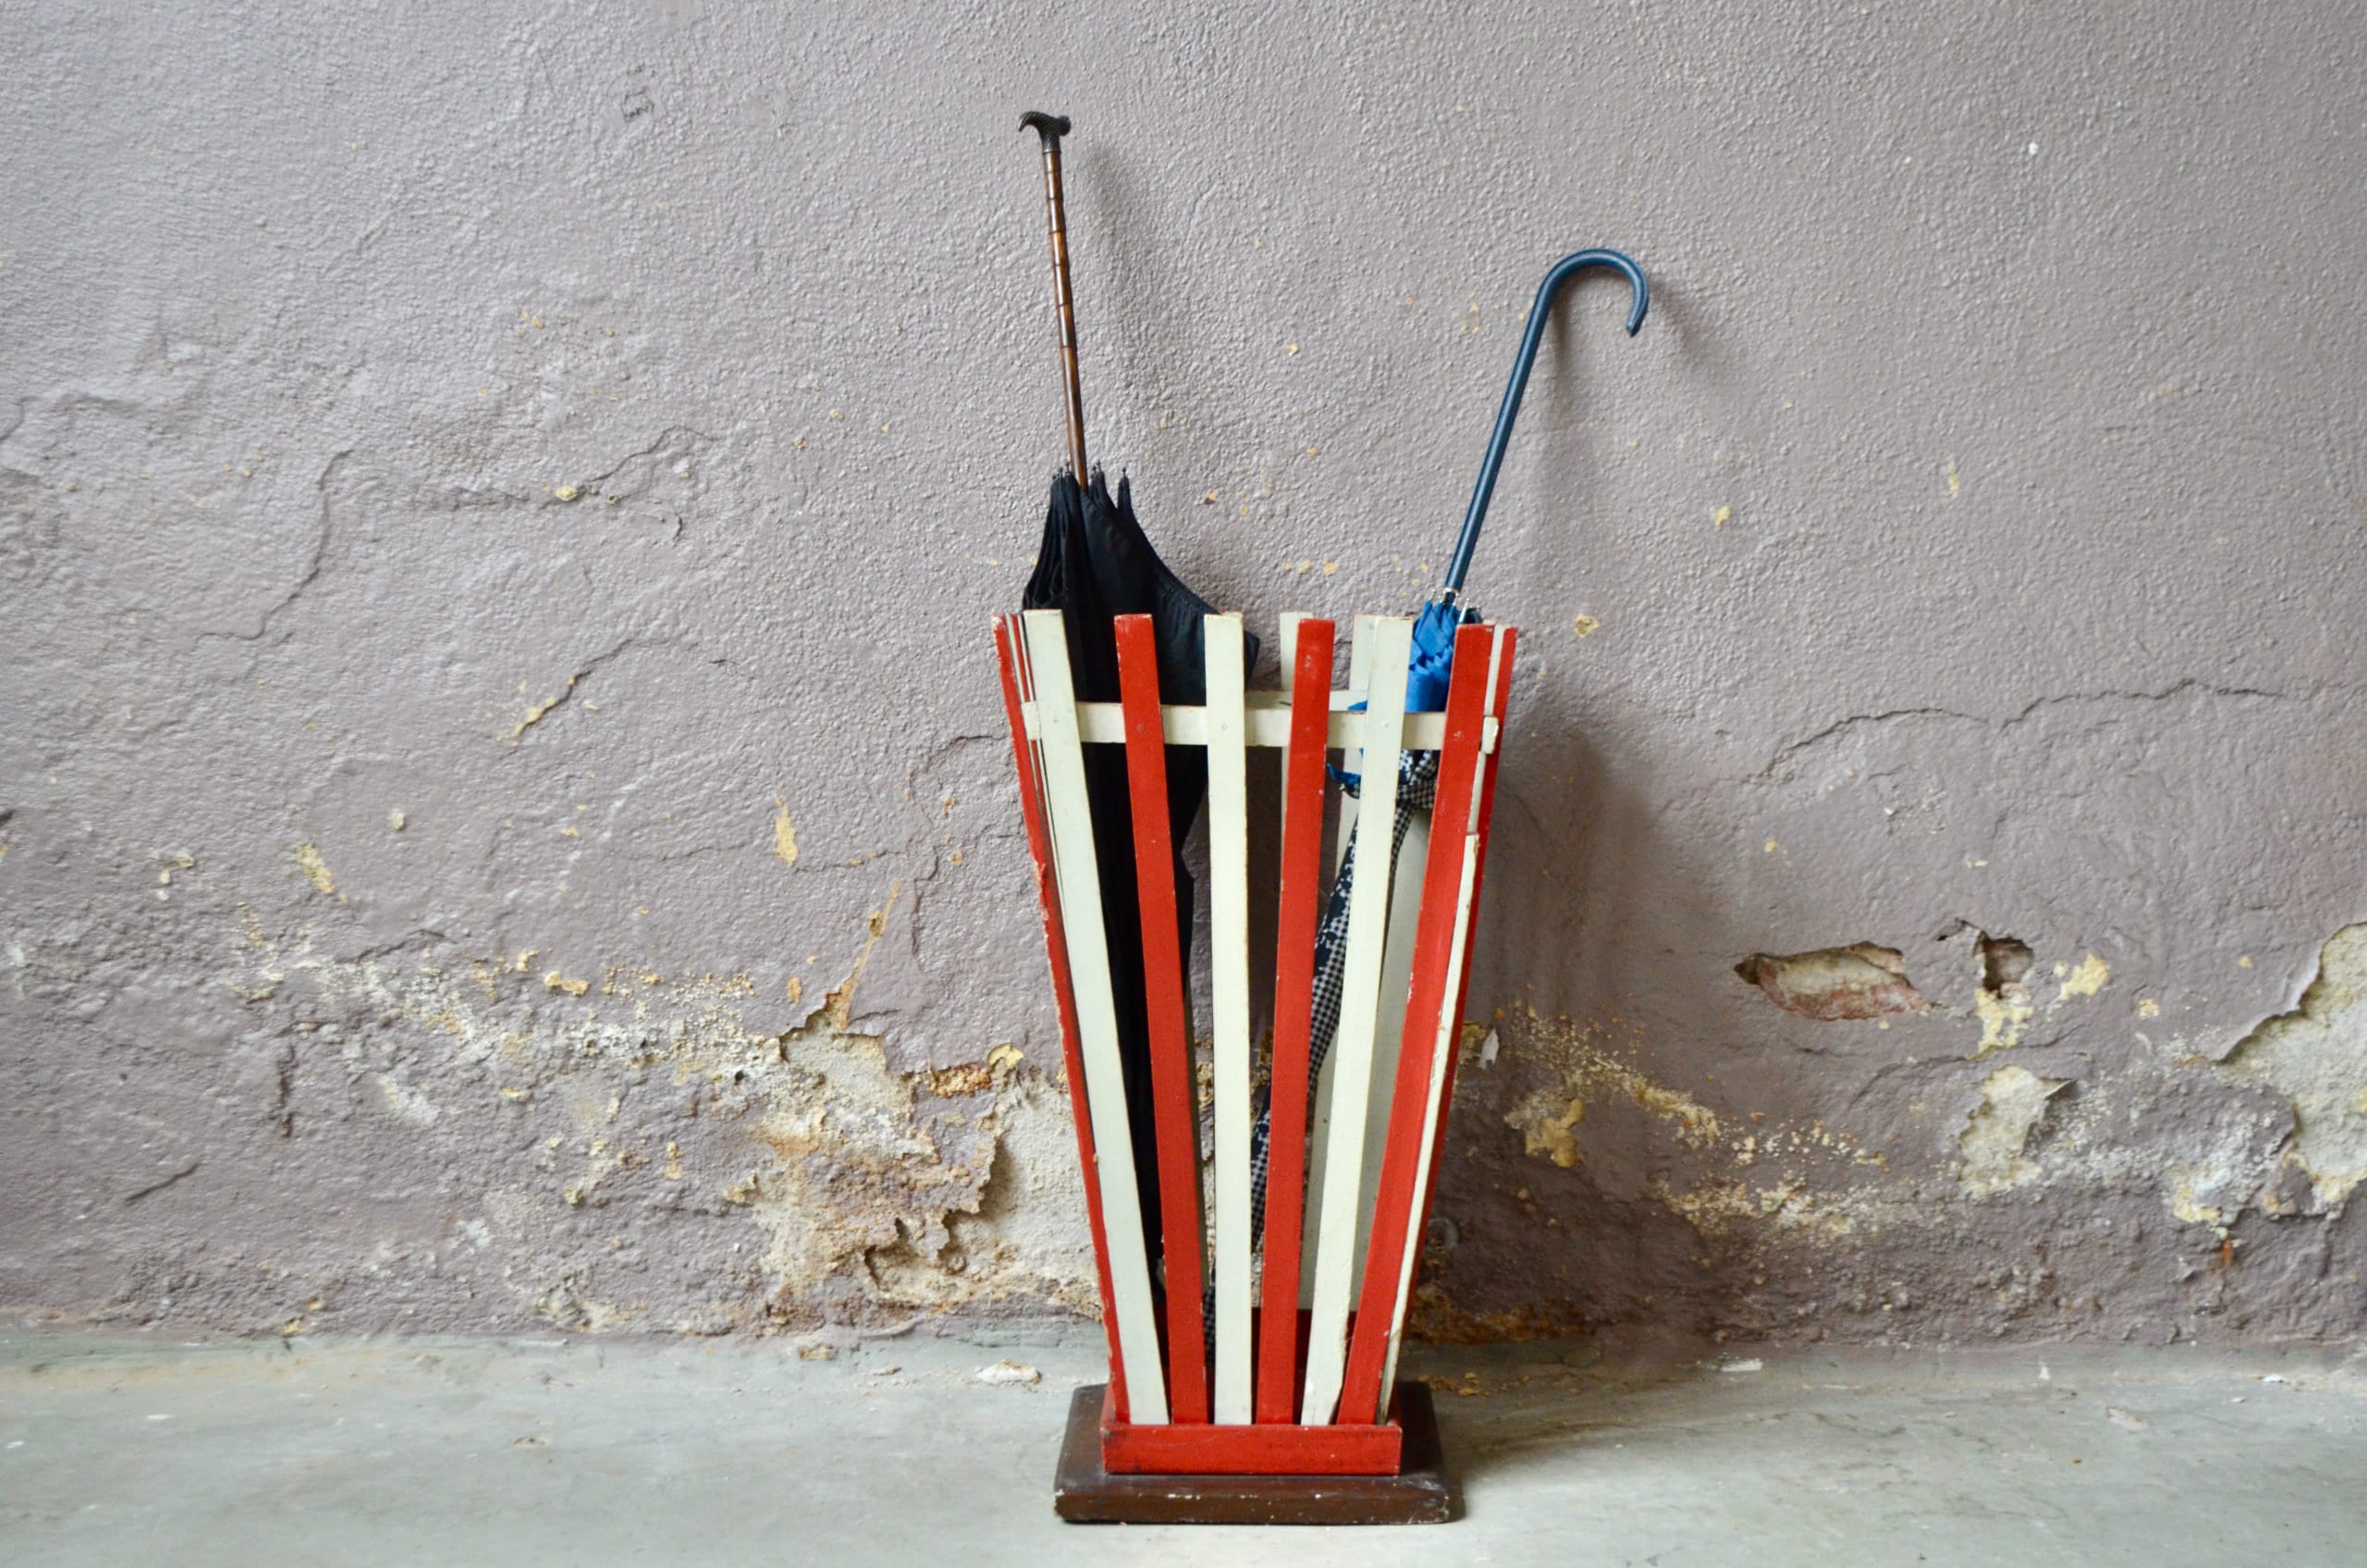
1497, 1005, 1891, 1235
1735, 944, 1926, 1021
1958, 1065, 2070, 1196
234, 896, 1095, 1336
1503, 1007, 1725, 1167
2214, 924, 2367, 1210
1974, 934, 2036, 1054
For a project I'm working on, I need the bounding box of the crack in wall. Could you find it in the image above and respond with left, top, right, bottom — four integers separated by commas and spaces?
1759, 680, 2300, 780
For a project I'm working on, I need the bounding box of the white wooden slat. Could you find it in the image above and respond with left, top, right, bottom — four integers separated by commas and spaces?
1016, 610, 1171, 1425
1021, 702, 1448, 753
1378, 828, 1484, 1397
1343, 808, 1429, 1282
1380, 626, 1512, 1394
1297, 614, 1413, 1425
1203, 614, 1253, 1425
1332, 616, 1379, 876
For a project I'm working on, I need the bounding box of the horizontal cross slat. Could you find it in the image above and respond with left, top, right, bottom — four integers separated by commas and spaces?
1021, 702, 1460, 753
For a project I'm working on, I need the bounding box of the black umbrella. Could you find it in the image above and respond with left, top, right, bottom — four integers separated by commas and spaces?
1015, 111, 1255, 1261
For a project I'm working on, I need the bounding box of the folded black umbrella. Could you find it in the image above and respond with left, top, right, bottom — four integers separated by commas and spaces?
1026, 469, 1249, 1249
1016, 116, 1255, 1268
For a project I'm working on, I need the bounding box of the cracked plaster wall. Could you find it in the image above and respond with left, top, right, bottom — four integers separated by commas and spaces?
5, 2, 2366, 1349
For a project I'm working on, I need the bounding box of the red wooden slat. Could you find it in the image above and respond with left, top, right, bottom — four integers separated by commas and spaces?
1405, 627, 1519, 1323
1335, 623, 1497, 1424
1100, 1381, 1403, 1476
1112, 612, 1208, 1424
993, 616, 1130, 1419
1257, 618, 1336, 1425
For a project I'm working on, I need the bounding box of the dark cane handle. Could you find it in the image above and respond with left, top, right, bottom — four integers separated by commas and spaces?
1020, 110, 1071, 151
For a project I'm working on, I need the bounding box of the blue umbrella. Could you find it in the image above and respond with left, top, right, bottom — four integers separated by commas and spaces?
1247, 249, 1650, 1247
1406, 248, 1650, 710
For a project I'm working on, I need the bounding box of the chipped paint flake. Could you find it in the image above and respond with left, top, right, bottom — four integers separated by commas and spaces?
1515, 1097, 1585, 1167
293, 841, 336, 896
772, 798, 799, 866
1973, 935, 2037, 1054
2055, 953, 2109, 1001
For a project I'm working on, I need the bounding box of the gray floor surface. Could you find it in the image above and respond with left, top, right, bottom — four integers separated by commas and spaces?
3, 1328, 2361, 1565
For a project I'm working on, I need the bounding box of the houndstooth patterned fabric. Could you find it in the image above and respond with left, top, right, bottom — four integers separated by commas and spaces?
1245, 747, 1440, 1243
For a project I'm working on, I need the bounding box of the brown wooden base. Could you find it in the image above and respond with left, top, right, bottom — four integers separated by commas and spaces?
1053, 1381, 1458, 1525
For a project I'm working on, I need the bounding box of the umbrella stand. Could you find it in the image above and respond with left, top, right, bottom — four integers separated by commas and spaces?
997, 607, 1518, 1525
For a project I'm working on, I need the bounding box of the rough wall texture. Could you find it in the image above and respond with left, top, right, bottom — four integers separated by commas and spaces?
5, 1, 2365, 1348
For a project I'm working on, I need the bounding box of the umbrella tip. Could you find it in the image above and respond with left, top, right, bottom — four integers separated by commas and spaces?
1019, 110, 1071, 148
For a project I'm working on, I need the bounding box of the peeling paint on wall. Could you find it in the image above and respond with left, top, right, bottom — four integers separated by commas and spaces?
1974, 935, 2036, 1055
2214, 925, 2367, 1210
1958, 1065, 2068, 1196
2054, 953, 2110, 1003
213, 893, 1094, 1337
1735, 944, 1926, 1021
772, 799, 799, 867
1502, 1006, 1724, 1154
292, 842, 337, 897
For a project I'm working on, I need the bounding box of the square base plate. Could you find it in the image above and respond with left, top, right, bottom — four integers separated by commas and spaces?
1053, 1381, 1458, 1525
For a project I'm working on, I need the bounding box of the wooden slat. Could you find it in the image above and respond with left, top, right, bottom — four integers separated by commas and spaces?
1203, 613, 1253, 1425
1021, 701, 1449, 753
1332, 616, 1379, 876
1298, 614, 1412, 1425
1398, 627, 1520, 1386
1100, 1383, 1404, 1476
1337, 622, 1495, 1424
1059, 1384, 1453, 1524
1258, 618, 1334, 1425
992, 617, 1131, 1418
1017, 609, 1170, 1425
1274, 613, 1307, 842
1112, 613, 1208, 1424
1377, 830, 1482, 1399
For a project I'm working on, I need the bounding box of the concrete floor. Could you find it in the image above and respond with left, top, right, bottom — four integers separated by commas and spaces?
2, 1329, 2361, 1566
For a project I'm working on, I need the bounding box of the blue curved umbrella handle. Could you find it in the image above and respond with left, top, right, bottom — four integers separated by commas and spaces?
1441, 248, 1648, 599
